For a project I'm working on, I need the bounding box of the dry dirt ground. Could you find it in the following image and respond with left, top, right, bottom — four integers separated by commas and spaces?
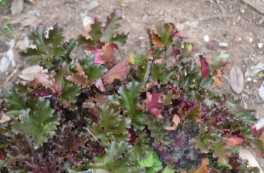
0, 0, 264, 169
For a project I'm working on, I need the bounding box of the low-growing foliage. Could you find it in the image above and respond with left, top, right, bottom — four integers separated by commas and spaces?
0, 9, 264, 173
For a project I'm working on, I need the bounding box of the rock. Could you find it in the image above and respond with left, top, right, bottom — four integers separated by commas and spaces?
248, 37, 253, 43
159, 11, 164, 16
82, 16, 92, 27
245, 62, 264, 78
258, 43, 263, 49
259, 81, 264, 101
203, 35, 209, 42
246, 77, 252, 82
219, 42, 228, 47
242, 0, 264, 14
87, 1, 99, 11
239, 148, 263, 173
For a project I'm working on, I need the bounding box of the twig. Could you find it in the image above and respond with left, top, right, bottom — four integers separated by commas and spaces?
164, 47, 167, 60
5, 68, 18, 82
85, 127, 99, 143
199, 15, 230, 21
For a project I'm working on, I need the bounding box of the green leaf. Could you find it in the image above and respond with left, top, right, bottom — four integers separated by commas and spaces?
76, 54, 108, 82
138, 151, 154, 167
11, 97, 60, 149
251, 138, 264, 157
117, 82, 140, 117
145, 151, 163, 173
132, 130, 152, 160
18, 24, 65, 67
90, 141, 137, 173
192, 138, 209, 154
131, 61, 151, 83
100, 9, 128, 47
162, 167, 180, 173
215, 54, 229, 63
151, 63, 177, 84
90, 102, 131, 145
2, 87, 26, 116
210, 138, 231, 164
151, 22, 174, 48
217, 159, 232, 169
127, 51, 148, 66
226, 94, 257, 124
184, 104, 202, 122
61, 39, 76, 64
77, 17, 103, 48
55, 62, 80, 110
1, 0, 7, 5
59, 83, 80, 110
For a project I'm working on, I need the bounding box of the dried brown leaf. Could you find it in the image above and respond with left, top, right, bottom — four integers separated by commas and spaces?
212, 69, 226, 89
189, 158, 210, 173
102, 58, 128, 85
164, 114, 180, 131
95, 78, 105, 92
230, 64, 244, 94
0, 114, 11, 124
76, 63, 85, 75
101, 43, 118, 67
66, 73, 88, 86
120, 3, 128, 7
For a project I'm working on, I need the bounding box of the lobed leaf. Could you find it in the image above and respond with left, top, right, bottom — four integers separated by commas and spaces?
11, 97, 60, 149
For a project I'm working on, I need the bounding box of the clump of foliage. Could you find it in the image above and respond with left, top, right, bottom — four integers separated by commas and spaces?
0, 9, 264, 173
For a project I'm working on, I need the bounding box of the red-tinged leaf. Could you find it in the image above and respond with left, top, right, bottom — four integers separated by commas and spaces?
30, 88, 54, 97
170, 25, 183, 41
226, 136, 245, 146
93, 51, 105, 65
164, 114, 180, 131
189, 158, 210, 173
173, 47, 181, 60
230, 64, 244, 94
146, 92, 164, 117
199, 55, 209, 79
83, 44, 97, 51
95, 78, 105, 92
53, 83, 61, 96
102, 58, 128, 85
251, 126, 264, 138
66, 73, 88, 87
31, 71, 52, 88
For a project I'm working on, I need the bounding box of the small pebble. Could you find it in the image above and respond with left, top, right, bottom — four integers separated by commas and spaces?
204, 35, 209, 42
219, 42, 228, 47
253, 79, 258, 83
248, 37, 253, 43
258, 43, 263, 49
247, 77, 252, 82
246, 86, 249, 89
159, 11, 164, 16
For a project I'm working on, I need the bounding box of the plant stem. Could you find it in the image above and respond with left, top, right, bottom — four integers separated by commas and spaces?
147, 50, 157, 83
165, 47, 167, 60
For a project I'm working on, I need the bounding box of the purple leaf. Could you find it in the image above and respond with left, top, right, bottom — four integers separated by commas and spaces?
199, 55, 209, 79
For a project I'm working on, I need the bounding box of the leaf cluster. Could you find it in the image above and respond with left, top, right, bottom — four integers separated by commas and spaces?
0, 9, 263, 173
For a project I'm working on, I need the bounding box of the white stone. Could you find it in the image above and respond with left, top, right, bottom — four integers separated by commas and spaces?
203, 35, 209, 42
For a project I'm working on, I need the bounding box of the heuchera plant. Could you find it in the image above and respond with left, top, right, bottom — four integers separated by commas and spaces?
0, 9, 264, 173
